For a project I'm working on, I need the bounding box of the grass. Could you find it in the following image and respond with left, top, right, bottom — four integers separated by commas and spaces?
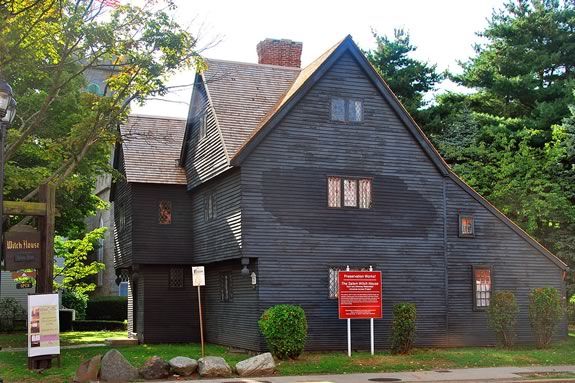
0, 332, 574, 382
0, 331, 126, 349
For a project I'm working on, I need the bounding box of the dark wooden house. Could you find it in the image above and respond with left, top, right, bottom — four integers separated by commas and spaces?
113, 37, 568, 350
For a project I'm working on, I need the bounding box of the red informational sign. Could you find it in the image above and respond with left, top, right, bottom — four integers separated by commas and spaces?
338, 271, 382, 319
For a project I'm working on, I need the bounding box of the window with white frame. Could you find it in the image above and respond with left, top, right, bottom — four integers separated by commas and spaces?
328, 176, 372, 209
331, 98, 363, 122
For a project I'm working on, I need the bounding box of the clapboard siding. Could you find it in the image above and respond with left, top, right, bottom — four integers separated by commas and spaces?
242, 52, 448, 351
202, 260, 260, 350
131, 184, 194, 265
445, 177, 567, 346
113, 149, 133, 268
185, 78, 231, 190
140, 265, 200, 344
191, 169, 242, 264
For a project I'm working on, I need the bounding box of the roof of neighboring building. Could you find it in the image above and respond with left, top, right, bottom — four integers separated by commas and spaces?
201, 58, 300, 158
120, 114, 187, 185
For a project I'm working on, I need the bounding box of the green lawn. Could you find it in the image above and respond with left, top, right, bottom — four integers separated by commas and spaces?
0, 331, 126, 349
0, 332, 574, 383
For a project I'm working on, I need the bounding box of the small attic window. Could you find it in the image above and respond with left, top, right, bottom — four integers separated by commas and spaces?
331, 98, 363, 122
459, 214, 475, 237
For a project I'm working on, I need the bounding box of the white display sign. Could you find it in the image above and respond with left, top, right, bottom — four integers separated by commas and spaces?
28, 294, 60, 357
192, 266, 205, 286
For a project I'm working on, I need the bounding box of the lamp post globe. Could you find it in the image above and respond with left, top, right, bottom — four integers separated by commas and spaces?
0, 81, 13, 120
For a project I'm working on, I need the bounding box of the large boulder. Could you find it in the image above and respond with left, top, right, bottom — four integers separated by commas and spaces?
197, 356, 232, 378
73, 354, 102, 383
235, 353, 276, 377
100, 349, 138, 382
139, 356, 170, 380
168, 356, 198, 376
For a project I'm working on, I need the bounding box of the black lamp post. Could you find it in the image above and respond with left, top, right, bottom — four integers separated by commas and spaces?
0, 80, 16, 261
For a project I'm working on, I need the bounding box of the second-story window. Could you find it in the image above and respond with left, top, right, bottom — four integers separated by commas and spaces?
459, 214, 475, 237
331, 98, 363, 122
204, 192, 216, 221
159, 200, 172, 224
328, 176, 372, 209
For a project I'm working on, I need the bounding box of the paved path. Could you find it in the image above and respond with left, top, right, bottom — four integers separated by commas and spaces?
0, 343, 106, 353
163, 365, 575, 383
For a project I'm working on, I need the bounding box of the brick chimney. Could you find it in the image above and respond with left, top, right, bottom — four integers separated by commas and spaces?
256, 38, 303, 68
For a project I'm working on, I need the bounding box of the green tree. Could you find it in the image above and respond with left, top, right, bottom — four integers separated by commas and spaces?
366, 28, 443, 124
0, 0, 203, 236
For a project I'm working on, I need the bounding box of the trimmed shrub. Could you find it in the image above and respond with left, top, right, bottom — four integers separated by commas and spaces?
529, 287, 564, 348
487, 291, 518, 348
72, 320, 127, 331
62, 289, 88, 320
0, 297, 26, 332
390, 303, 417, 354
259, 304, 307, 360
86, 296, 128, 321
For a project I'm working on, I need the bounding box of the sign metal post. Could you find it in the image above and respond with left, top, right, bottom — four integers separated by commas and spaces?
338, 267, 382, 357
192, 266, 206, 358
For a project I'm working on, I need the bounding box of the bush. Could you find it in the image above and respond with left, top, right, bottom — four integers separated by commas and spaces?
487, 291, 518, 348
259, 304, 307, 360
529, 287, 564, 348
390, 303, 416, 354
86, 296, 128, 321
72, 320, 127, 331
62, 289, 88, 320
568, 295, 575, 325
0, 298, 26, 332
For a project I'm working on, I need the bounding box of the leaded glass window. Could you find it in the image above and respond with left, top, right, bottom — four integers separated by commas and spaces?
220, 273, 233, 302
348, 99, 363, 122
328, 177, 342, 208
473, 266, 491, 309
159, 200, 172, 224
343, 179, 358, 207
169, 267, 184, 289
331, 98, 346, 121
204, 192, 216, 222
359, 179, 372, 209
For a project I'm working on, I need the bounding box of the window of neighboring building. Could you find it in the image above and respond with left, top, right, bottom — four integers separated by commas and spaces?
159, 200, 172, 225
473, 266, 492, 310
220, 273, 233, 302
199, 113, 207, 140
331, 98, 363, 122
169, 267, 185, 289
204, 192, 216, 221
459, 214, 475, 237
118, 281, 129, 297
328, 176, 372, 209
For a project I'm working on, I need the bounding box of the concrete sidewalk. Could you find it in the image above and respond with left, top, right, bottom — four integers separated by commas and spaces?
172, 365, 575, 383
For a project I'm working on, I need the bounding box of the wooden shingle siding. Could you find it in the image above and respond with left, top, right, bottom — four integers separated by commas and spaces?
130, 184, 194, 265
185, 79, 231, 190
113, 149, 133, 269
242, 52, 448, 350
191, 169, 242, 264
140, 265, 200, 344
202, 260, 260, 350
445, 177, 567, 346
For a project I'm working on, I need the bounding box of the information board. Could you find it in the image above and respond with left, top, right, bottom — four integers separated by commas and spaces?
28, 294, 60, 357
338, 271, 382, 319
192, 266, 205, 286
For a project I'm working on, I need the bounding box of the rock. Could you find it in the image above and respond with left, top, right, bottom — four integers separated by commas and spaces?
73, 354, 101, 383
100, 349, 138, 382
235, 353, 276, 377
139, 356, 170, 380
197, 356, 232, 378
168, 356, 198, 376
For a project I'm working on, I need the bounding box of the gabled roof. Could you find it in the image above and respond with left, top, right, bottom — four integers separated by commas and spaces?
120, 114, 187, 185
201, 58, 300, 158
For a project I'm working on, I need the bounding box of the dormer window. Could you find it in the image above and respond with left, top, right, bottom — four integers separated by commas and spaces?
331, 98, 363, 123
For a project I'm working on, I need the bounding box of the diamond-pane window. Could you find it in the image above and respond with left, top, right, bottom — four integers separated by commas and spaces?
328, 177, 342, 208
331, 98, 346, 121
169, 267, 184, 289
359, 179, 372, 209
204, 192, 216, 222
159, 200, 172, 224
220, 273, 233, 302
473, 266, 491, 309
329, 266, 370, 299
343, 179, 358, 207
348, 99, 363, 122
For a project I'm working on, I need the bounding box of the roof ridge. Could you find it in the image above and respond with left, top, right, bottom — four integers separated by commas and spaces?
129, 113, 186, 121
205, 57, 302, 71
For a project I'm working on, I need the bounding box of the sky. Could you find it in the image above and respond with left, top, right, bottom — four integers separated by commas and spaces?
132, 0, 505, 118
